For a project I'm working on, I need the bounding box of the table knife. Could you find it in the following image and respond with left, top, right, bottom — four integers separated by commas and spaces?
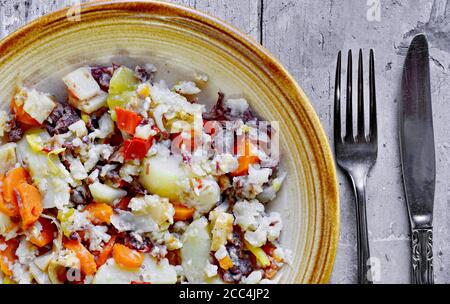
400, 34, 435, 284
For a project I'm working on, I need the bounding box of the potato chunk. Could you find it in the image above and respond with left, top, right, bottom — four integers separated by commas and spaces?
181, 217, 212, 283
63, 67, 101, 100
139, 155, 188, 202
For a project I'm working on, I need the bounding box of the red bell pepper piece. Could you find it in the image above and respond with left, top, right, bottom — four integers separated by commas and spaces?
115, 107, 142, 135
123, 138, 152, 160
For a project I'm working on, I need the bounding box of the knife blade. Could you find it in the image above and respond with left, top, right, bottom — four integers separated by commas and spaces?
400, 34, 435, 284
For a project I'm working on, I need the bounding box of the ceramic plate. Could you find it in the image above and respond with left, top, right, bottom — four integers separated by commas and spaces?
0, 0, 339, 283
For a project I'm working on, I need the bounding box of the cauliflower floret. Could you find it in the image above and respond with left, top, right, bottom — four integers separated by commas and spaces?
81, 144, 114, 172
243, 213, 283, 247
212, 154, 239, 175
119, 161, 141, 183
233, 200, 264, 231
204, 263, 218, 278
186, 176, 220, 214
266, 212, 283, 242
83, 225, 111, 251
135, 123, 156, 140
244, 227, 267, 248
58, 208, 91, 237
68, 120, 88, 138
10, 262, 32, 284
15, 239, 37, 264
248, 165, 272, 185
66, 154, 88, 181
89, 113, 114, 140
163, 232, 183, 251
241, 270, 263, 284
172, 81, 201, 95
214, 245, 229, 261
233, 165, 272, 199
55, 249, 81, 269
225, 98, 249, 117
233, 200, 282, 247
129, 195, 175, 227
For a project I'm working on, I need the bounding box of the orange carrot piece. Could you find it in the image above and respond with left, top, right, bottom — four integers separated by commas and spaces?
63, 239, 97, 276
230, 139, 259, 177
95, 235, 116, 267
172, 203, 195, 222
16, 183, 43, 229
218, 256, 233, 270
113, 243, 144, 270
85, 203, 113, 225
0, 174, 17, 218
28, 218, 56, 247
230, 155, 259, 177
0, 238, 19, 276
3, 167, 28, 203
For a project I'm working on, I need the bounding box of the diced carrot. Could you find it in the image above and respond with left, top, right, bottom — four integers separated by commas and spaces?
16, 183, 43, 229
0, 238, 19, 276
115, 107, 142, 135
230, 139, 259, 177
85, 203, 113, 225
172, 203, 195, 222
0, 175, 17, 218
3, 167, 28, 204
218, 256, 233, 270
63, 239, 97, 276
27, 218, 56, 247
11, 99, 40, 127
230, 155, 259, 177
95, 235, 116, 267
113, 243, 144, 270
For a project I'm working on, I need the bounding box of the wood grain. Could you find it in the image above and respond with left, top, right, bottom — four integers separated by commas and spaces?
165, 0, 261, 40
262, 0, 450, 284
1, 0, 449, 284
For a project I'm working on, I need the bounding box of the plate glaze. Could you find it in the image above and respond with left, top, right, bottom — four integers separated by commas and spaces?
0, 0, 339, 283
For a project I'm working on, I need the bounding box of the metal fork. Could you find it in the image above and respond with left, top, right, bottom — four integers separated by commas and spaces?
334, 49, 378, 284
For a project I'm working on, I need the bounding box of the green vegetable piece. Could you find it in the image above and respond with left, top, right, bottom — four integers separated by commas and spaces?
108, 66, 139, 95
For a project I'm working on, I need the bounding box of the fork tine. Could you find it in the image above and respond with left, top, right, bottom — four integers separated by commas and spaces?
334, 51, 342, 144
357, 49, 365, 141
369, 49, 377, 142
345, 50, 353, 141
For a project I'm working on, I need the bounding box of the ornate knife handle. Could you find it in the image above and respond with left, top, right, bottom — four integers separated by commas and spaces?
411, 228, 434, 284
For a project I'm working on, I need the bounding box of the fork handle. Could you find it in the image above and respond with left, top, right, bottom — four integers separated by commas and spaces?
411, 228, 434, 284
352, 178, 373, 284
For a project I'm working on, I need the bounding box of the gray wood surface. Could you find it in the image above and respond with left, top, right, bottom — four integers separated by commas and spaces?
1, 0, 449, 284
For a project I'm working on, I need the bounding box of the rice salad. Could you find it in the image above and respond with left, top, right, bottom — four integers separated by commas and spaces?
0, 63, 290, 284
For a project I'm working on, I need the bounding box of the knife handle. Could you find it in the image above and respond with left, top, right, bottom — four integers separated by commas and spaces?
411, 228, 434, 284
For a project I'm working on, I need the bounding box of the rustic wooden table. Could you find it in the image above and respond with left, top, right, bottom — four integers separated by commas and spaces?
1, 0, 449, 284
